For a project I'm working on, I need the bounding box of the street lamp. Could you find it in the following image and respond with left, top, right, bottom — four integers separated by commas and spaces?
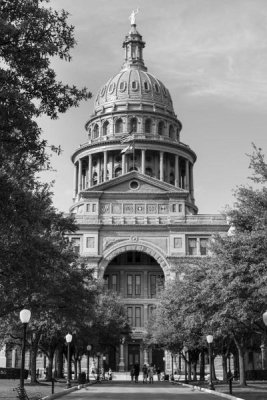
163, 357, 165, 380
66, 333, 72, 389
206, 335, 215, 390
86, 345, 92, 382
19, 309, 31, 389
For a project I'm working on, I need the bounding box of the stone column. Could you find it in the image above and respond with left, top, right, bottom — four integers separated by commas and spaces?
97, 155, 101, 184
120, 270, 124, 297
175, 155, 179, 187
88, 154, 92, 188
185, 159, 190, 191
78, 159, 82, 192
122, 154, 126, 174
12, 348, 16, 368
118, 337, 125, 372
144, 348, 149, 366
190, 163, 194, 200
72, 162, 77, 199
160, 151, 164, 181
141, 149, 145, 174
103, 150, 107, 182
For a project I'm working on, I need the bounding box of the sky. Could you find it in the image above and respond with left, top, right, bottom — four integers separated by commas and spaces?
39, 0, 267, 214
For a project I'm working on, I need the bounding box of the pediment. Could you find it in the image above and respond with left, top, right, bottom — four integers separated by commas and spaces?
81, 172, 188, 195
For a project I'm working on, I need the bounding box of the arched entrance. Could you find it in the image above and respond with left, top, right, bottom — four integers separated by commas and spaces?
102, 250, 165, 372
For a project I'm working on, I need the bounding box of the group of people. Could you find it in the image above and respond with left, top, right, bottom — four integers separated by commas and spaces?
130, 364, 161, 383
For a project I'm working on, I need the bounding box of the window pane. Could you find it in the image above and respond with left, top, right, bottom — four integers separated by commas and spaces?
135, 307, 141, 327
104, 275, 109, 291
150, 275, 156, 297
127, 307, 133, 325
188, 238, 197, 255
135, 275, 141, 295
112, 274, 117, 292
127, 275, 133, 295
200, 238, 208, 255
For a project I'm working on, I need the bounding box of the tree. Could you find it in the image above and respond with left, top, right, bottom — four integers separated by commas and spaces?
0, 0, 91, 314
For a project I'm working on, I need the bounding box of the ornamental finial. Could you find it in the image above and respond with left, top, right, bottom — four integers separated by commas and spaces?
129, 8, 139, 25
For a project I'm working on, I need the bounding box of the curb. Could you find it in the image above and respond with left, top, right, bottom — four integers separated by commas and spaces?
174, 382, 244, 400
42, 382, 96, 400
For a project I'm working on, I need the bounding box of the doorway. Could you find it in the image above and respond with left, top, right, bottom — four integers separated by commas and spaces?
128, 344, 140, 370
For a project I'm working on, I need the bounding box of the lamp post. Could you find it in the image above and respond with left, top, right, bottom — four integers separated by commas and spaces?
163, 357, 165, 380
19, 309, 31, 389
206, 335, 215, 390
86, 345, 92, 382
66, 333, 72, 389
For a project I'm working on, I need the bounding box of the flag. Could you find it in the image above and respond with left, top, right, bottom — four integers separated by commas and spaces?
121, 142, 134, 154
120, 128, 134, 144
120, 128, 135, 154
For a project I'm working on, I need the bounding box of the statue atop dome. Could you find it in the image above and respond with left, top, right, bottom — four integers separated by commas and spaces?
129, 8, 139, 25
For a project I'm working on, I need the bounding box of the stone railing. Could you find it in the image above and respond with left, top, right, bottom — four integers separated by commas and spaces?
74, 214, 226, 226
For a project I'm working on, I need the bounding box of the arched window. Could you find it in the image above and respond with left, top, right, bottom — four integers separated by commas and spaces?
115, 118, 123, 133
170, 172, 175, 185
145, 119, 152, 133
93, 124, 99, 138
115, 167, 122, 177
103, 121, 109, 136
130, 117, 138, 133
158, 121, 164, 136
145, 167, 153, 177
93, 172, 98, 185
169, 125, 174, 139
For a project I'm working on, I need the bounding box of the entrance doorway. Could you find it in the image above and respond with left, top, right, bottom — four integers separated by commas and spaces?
128, 344, 140, 370
152, 348, 164, 372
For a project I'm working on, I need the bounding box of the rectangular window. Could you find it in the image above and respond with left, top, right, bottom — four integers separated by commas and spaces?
127, 252, 133, 263
112, 274, 118, 292
150, 275, 157, 298
135, 275, 141, 296
86, 237, 95, 249
92, 204, 96, 212
188, 238, 197, 255
127, 307, 133, 326
174, 237, 182, 249
86, 204, 91, 212
135, 307, 141, 327
178, 204, 183, 212
127, 275, 133, 296
200, 238, 208, 255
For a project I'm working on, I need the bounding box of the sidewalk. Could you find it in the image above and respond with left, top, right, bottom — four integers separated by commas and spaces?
177, 380, 267, 400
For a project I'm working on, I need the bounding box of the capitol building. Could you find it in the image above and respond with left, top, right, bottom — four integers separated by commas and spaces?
68, 17, 228, 373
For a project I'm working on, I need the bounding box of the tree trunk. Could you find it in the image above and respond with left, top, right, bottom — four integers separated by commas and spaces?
192, 361, 197, 381
233, 339, 246, 386
55, 347, 64, 378
233, 350, 239, 380
30, 346, 38, 383
211, 356, 217, 381
188, 361, 192, 382
78, 358, 81, 374
47, 351, 55, 381
222, 354, 228, 382
74, 358, 78, 380
199, 350, 205, 381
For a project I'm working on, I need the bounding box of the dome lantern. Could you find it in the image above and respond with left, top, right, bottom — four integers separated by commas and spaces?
121, 10, 147, 71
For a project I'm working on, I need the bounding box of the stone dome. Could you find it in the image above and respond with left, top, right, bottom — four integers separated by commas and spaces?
94, 69, 174, 114
93, 23, 175, 116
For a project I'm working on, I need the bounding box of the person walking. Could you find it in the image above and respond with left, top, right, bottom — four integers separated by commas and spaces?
130, 365, 135, 382
142, 364, 148, 383
148, 363, 154, 384
134, 363, 140, 383
157, 367, 161, 381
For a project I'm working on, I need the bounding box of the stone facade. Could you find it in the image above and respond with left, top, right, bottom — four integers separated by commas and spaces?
68, 20, 228, 373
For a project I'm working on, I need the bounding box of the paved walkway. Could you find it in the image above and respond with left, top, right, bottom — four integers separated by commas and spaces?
59, 382, 220, 400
